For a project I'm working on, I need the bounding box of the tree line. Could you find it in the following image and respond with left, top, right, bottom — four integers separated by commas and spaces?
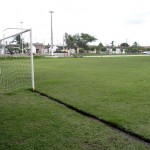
64, 33, 150, 54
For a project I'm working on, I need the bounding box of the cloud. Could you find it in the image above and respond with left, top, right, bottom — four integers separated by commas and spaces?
127, 18, 145, 24
127, 12, 150, 24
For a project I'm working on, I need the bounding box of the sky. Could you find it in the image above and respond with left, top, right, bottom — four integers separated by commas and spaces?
0, 0, 150, 46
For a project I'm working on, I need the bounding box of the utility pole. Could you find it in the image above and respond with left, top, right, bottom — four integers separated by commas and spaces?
20, 21, 23, 55
49, 11, 54, 55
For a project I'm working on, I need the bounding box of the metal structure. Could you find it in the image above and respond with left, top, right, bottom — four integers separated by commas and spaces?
0, 28, 35, 92
49, 11, 54, 55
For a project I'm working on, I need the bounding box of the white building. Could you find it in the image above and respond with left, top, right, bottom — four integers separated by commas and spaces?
107, 47, 125, 54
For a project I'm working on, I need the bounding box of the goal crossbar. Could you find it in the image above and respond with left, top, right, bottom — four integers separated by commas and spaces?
0, 29, 31, 41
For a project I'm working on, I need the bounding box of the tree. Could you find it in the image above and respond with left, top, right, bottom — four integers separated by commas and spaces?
126, 41, 139, 53
111, 41, 114, 47
112, 47, 116, 52
120, 43, 129, 54
101, 47, 106, 52
120, 43, 129, 48
131, 41, 139, 53
65, 33, 76, 49
65, 33, 97, 52
96, 42, 105, 53
133, 41, 139, 47
75, 33, 97, 51
88, 45, 97, 51
80, 33, 97, 44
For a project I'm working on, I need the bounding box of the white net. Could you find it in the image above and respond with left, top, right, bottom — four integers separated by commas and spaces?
0, 29, 34, 93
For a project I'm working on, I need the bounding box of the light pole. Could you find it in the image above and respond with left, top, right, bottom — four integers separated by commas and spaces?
20, 21, 23, 54
49, 11, 54, 55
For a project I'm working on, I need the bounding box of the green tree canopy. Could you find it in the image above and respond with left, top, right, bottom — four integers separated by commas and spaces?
65, 33, 76, 49
65, 33, 97, 51
120, 43, 129, 47
127, 41, 139, 53
97, 42, 105, 52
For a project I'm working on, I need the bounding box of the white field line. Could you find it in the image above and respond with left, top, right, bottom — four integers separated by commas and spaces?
83, 55, 150, 58
45, 56, 58, 58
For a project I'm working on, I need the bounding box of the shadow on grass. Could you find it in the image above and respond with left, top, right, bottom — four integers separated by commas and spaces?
31, 89, 150, 147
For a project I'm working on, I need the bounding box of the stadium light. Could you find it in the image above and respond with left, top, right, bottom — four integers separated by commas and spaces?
49, 11, 54, 55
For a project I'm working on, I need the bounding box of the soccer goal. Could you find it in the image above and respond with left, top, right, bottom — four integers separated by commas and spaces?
0, 29, 35, 93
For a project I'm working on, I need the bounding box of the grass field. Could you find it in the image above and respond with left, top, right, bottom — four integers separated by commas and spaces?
0, 56, 31, 93
34, 57, 150, 139
0, 56, 150, 149
0, 90, 149, 149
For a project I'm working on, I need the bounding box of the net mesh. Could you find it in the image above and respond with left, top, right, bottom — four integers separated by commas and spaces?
0, 31, 32, 93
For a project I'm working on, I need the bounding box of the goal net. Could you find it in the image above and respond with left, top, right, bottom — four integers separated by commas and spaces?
0, 29, 35, 93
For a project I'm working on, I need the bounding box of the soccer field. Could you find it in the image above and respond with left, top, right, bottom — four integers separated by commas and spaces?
34, 57, 150, 139
0, 56, 150, 149
1, 91, 149, 149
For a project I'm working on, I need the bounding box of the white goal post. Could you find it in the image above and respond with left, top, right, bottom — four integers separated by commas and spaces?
0, 28, 35, 93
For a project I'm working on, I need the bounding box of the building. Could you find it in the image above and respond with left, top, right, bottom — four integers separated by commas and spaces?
106, 46, 125, 54
33, 43, 47, 54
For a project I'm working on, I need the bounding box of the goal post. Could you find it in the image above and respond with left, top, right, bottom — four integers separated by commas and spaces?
0, 28, 35, 93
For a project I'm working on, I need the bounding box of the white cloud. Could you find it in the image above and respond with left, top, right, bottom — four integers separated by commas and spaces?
127, 11, 150, 24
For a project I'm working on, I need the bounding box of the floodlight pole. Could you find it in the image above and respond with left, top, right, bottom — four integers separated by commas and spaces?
20, 21, 23, 55
49, 11, 54, 55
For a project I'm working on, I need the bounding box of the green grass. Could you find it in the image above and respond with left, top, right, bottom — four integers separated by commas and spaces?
1, 56, 150, 149
0, 56, 31, 93
34, 57, 150, 139
0, 90, 149, 149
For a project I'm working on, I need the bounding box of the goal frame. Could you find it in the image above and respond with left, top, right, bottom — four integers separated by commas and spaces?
0, 28, 35, 91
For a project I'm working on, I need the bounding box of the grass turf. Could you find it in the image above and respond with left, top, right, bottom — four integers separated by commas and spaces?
34, 56, 150, 139
0, 90, 149, 149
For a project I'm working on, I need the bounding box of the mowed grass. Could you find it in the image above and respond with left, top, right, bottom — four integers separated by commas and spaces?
35, 56, 150, 139
0, 90, 149, 149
